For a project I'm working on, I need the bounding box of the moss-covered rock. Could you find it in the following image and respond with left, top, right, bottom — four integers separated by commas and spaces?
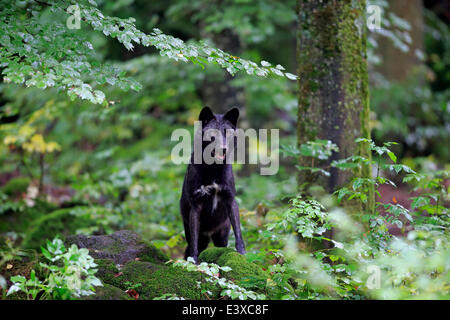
60, 232, 269, 299
94, 259, 120, 284
66, 230, 168, 265
198, 247, 235, 263
199, 248, 269, 291
69, 232, 219, 299
137, 241, 169, 264
217, 252, 267, 280
87, 284, 132, 300
107, 260, 219, 300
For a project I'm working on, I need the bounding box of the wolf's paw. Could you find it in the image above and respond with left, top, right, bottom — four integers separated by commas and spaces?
194, 186, 208, 196
236, 245, 246, 255
194, 184, 216, 196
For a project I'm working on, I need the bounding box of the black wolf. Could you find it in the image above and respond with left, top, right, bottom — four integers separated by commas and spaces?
180, 106, 245, 263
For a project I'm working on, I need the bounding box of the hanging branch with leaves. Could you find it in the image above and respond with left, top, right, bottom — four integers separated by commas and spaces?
0, 0, 296, 106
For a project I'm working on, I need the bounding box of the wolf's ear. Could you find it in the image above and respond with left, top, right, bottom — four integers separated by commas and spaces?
224, 107, 239, 127
199, 106, 215, 125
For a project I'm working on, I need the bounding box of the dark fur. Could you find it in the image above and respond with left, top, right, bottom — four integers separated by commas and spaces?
180, 106, 245, 263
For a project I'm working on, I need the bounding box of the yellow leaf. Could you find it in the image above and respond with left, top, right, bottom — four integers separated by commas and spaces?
266, 278, 276, 287
23, 134, 45, 153
46, 141, 61, 153
3, 136, 17, 145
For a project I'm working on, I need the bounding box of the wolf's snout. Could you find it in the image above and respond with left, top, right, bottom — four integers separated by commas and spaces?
211, 145, 227, 160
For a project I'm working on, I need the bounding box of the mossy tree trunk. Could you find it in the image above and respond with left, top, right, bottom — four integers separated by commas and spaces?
296, 0, 374, 211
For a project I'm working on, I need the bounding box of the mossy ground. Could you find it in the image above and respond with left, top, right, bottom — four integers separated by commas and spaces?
21, 207, 95, 249
0, 203, 107, 250
1, 177, 31, 196
0, 199, 56, 235
2, 225, 271, 300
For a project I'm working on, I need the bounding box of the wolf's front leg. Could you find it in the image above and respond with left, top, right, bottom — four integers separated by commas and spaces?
229, 200, 246, 255
188, 205, 202, 263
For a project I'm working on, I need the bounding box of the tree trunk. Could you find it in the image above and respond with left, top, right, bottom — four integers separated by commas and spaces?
296, 0, 373, 210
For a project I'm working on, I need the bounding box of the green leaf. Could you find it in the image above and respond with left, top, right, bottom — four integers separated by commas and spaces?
7, 284, 22, 296
30, 270, 36, 282
387, 151, 397, 163
10, 275, 26, 283
285, 72, 297, 80
41, 246, 52, 260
